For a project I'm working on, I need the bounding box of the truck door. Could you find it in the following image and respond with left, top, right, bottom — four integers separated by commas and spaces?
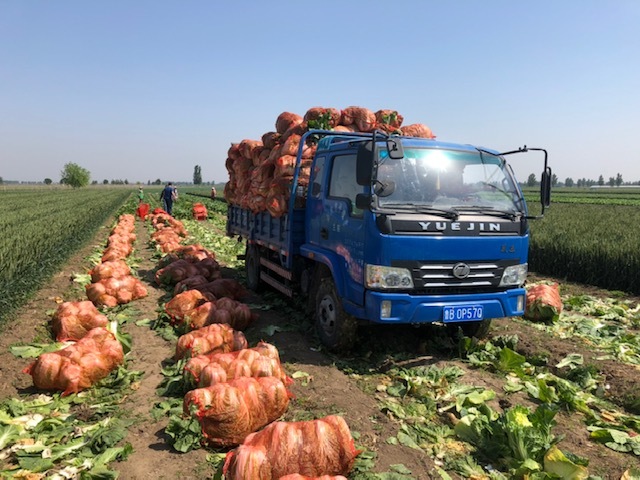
308, 153, 366, 306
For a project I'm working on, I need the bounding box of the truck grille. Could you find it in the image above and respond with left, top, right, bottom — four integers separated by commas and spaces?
393, 260, 517, 293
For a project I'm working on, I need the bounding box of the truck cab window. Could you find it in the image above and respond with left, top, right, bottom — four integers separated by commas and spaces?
376, 148, 520, 212
329, 154, 363, 216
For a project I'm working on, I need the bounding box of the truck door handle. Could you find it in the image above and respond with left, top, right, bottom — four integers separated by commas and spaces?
320, 228, 329, 239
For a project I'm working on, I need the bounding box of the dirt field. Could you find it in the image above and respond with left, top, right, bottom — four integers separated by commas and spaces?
2, 215, 639, 479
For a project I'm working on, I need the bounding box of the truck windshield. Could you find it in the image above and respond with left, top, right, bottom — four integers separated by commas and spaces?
375, 148, 522, 214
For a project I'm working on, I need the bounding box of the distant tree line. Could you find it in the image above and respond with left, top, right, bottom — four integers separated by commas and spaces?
526, 172, 636, 187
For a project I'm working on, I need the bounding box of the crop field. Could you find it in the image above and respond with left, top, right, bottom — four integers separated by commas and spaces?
0, 187, 638, 479
0, 187, 131, 327
522, 187, 640, 294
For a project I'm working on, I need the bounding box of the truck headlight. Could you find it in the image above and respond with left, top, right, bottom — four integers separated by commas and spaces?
365, 265, 414, 289
499, 263, 528, 287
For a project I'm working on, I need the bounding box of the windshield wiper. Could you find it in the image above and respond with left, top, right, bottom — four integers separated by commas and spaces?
451, 206, 520, 220
380, 203, 459, 220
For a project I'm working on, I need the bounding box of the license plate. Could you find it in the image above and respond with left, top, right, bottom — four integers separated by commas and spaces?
443, 305, 484, 322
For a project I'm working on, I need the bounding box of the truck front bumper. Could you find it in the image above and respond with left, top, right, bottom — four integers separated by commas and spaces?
362, 289, 526, 324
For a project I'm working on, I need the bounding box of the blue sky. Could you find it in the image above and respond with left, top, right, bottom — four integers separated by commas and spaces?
1, 1, 639, 185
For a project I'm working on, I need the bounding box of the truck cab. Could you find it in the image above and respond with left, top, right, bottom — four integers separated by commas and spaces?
232, 130, 551, 351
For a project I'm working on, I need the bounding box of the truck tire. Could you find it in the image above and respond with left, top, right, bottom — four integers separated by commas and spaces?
315, 277, 358, 352
447, 319, 492, 339
245, 245, 262, 292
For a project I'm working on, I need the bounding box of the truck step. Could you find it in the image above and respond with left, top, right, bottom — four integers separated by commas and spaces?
260, 271, 293, 297
259, 257, 293, 280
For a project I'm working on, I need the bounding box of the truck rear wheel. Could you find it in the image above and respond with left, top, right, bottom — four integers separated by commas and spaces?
447, 319, 492, 339
315, 277, 357, 352
245, 245, 262, 292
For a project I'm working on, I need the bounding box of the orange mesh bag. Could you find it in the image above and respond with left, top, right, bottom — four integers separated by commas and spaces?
400, 123, 435, 138
173, 302, 218, 331
204, 303, 255, 331
108, 231, 136, 246
176, 296, 256, 332
184, 341, 289, 386
301, 143, 317, 159
101, 243, 133, 263
51, 301, 109, 342
524, 283, 563, 323
191, 278, 249, 301
155, 259, 220, 286
173, 275, 210, 295
276, 112, 303, 134
303, 107, 341, 129
199, 351, 287, 388
224, 180, 237, 204
281, 123, 307, 144
266, 194, 288, 218
262, 131, 282, 150
281, 135, 301, 157
23, 327, 124, 396
248, 194, 267, 214
251, 146, 266, 167
238, 139, 262, 160
228, 143, 243, 163
86, 276, 148, 307
280, 475, 348, 480
89, 260, 131, 282
165, 290, 214, 324
375, 109, 404, 128
159, 244, 216, 266
274, 156, 297, 178
332, 125, 357, 133
258, 147, 272, 165
183, 376, 291, 447
175, 323, 247, 360
223, 415, 360, 479
268, 144, 284, 163
252, 161, 276, 184
192, 203, 208, 220
340, 106, 377, 132
233, 156, 254, 178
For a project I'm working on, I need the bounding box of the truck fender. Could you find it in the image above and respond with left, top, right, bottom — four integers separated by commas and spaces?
300, 245, 348, 298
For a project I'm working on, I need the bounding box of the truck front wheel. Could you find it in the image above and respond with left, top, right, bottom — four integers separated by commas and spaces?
315, 277, 357, 352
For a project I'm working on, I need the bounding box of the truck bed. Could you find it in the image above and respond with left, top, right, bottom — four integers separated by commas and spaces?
227, 204, 306, 258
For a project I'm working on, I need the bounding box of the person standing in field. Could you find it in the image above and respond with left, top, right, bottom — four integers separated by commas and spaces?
211, 186, 217, 199
137, 186, 144, 203
160, 182, 176, 215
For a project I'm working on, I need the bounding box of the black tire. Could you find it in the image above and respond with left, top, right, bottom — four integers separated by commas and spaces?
245, 245, 262, 292
315, 277, 358, 351
447, 319, 492, 339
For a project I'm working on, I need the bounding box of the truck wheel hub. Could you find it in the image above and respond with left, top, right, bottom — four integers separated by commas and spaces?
318, 295, 336, 333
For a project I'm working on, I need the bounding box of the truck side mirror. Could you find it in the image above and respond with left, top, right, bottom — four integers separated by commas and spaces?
356, 141, 373, 186
540, 167, 552, 207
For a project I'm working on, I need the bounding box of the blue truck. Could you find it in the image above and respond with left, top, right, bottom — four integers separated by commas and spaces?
227, 129, 551, 350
